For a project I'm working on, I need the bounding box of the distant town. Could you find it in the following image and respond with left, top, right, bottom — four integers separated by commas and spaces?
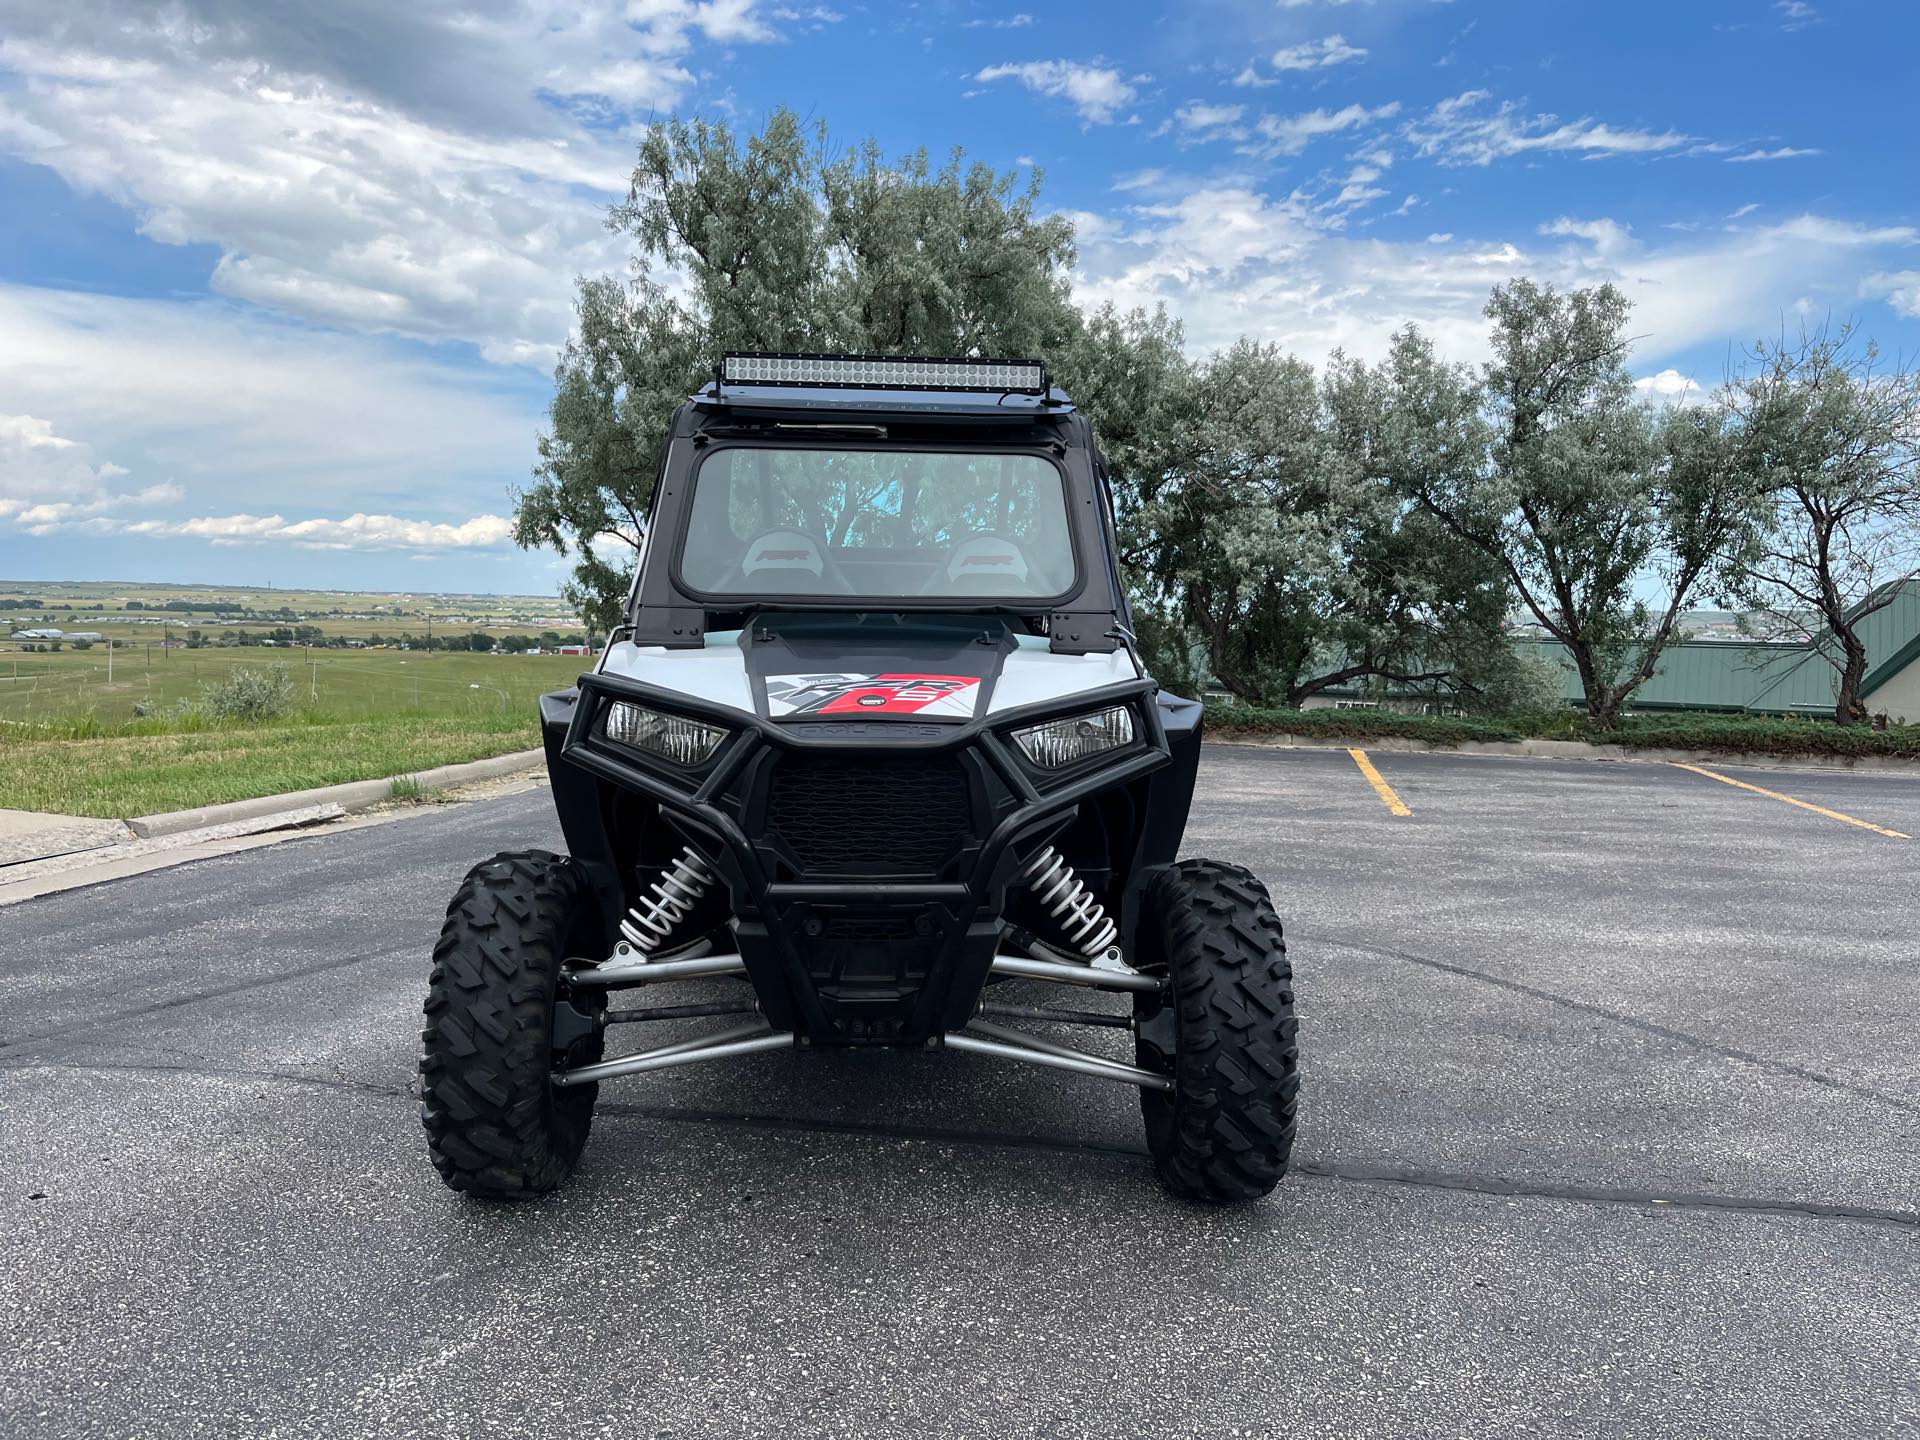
1, 579, 590, 655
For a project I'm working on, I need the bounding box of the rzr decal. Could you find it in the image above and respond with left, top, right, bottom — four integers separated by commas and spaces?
765, 672, 982, 718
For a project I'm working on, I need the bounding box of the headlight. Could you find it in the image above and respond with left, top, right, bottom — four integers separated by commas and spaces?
1011, 705, 1135, 767
603, 701, 727, 765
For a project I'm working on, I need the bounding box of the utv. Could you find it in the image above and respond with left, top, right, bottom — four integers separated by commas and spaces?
420, 353, 1299, 1203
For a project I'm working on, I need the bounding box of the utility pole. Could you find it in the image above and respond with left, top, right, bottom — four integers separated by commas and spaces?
107, 637, 113, 684
307, 642, 317, 699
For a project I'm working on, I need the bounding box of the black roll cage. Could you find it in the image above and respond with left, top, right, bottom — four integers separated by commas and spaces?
628, 382, 1129, 654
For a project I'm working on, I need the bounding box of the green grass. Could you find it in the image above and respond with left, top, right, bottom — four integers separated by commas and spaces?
0, 644, 588, 724
387, 775, 428, 803
1203, 705, 1524, 745
0, 711, 541, 818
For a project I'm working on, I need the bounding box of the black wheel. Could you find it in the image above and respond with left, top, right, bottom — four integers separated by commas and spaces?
419, 850, 605, 1200
1133, 859, 1299, 1203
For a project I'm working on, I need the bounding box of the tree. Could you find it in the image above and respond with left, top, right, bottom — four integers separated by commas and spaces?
1138, 340, 1511, 707
514, 110, 1082, 630
1398, 283, 1761, 726
1724, 326, 1920, 724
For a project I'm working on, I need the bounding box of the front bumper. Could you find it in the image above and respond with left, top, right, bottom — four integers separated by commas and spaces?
555, 671, 1171, 1044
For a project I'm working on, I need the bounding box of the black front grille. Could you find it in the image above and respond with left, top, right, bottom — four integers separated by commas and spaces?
766, 751, 969, 873
823, 914, 920, 943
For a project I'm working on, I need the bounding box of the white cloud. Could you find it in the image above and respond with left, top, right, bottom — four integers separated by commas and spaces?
0, 413, 187, 533
1865, 271, 1920, 319
0, 283, 544, 525
1540, 216, 1633, 256
1270, 34, 1369, 70
1728, 203, 1760, 220
1726, 146, 1820, 163
770, 5, 845, 24
974, 60, 1138, 123
1407, 90, 1691, 166
1633, 369, 1708, 406
1071, 182, 1920, 376
0, 3, 815, 365
1166, 102, 1248, 142
0, 396, 520, 551
1242, 102, 1401, 158
1238, 33, 1369, 84
122, 512, 515, 551
964, 13, 1036, 28
1776, 1, 1818, 31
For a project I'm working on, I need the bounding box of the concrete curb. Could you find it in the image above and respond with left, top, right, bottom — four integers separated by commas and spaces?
1214, 733, 1920, 774
126, 748, 545, 840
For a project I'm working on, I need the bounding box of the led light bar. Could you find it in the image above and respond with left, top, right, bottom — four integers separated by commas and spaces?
721, 352, 1047, 395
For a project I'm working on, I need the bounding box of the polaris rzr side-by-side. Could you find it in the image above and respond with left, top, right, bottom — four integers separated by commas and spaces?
419, 353, 1300, 1203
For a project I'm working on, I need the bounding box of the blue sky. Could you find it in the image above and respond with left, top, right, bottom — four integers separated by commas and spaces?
2, 0, 1916, 594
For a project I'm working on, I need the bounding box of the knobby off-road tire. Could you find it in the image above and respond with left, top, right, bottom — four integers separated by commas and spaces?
420, 850, 604, 1200
1134, 859, 1299, 1204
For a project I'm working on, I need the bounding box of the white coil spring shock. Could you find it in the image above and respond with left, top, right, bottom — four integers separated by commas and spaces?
1020, 846, 1118, 959
620, 846, 716, 954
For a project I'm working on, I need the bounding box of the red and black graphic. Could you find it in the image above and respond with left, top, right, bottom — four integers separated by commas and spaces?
766, 672, 983, 718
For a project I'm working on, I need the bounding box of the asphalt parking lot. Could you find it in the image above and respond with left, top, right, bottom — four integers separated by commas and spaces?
2, 744, 1916, 1438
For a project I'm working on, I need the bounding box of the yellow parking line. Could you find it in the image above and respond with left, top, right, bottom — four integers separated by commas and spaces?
1668, 762, 1909, 839
1348, 748, 1413, 817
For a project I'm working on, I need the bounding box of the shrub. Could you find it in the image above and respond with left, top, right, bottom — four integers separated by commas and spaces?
1465, 650, 1568, 718
1203, 701, 1920, 759
1204, 705, 1523, 745
199, 664, 297, 724
1585, 714, 1920, 759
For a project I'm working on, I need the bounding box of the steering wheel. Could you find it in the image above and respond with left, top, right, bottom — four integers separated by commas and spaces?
737, 530, 854, 595
921, 533, 1050, 596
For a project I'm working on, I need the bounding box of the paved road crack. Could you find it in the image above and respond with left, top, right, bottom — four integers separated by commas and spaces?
8, 1055, 1914, 1231
0, 944, 413, 1058
1305, 930, 1920, 1118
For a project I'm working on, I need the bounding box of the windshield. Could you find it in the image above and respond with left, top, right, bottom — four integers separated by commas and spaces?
680, 447, 1075, 601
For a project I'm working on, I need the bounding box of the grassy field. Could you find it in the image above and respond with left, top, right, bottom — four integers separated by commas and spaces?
0, 644, 588, 725
0, 712, 545, 818
0, 645, 588, 818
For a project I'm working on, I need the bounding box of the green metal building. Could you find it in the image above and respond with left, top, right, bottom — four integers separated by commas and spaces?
1304, 578, 1920, 721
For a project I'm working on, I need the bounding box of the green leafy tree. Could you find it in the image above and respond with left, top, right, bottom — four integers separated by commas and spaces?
1724, 326, 1920, 724
514, 110, 1081, 630
1396, 283, 1760, 725
1142, 340, 1510, 706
